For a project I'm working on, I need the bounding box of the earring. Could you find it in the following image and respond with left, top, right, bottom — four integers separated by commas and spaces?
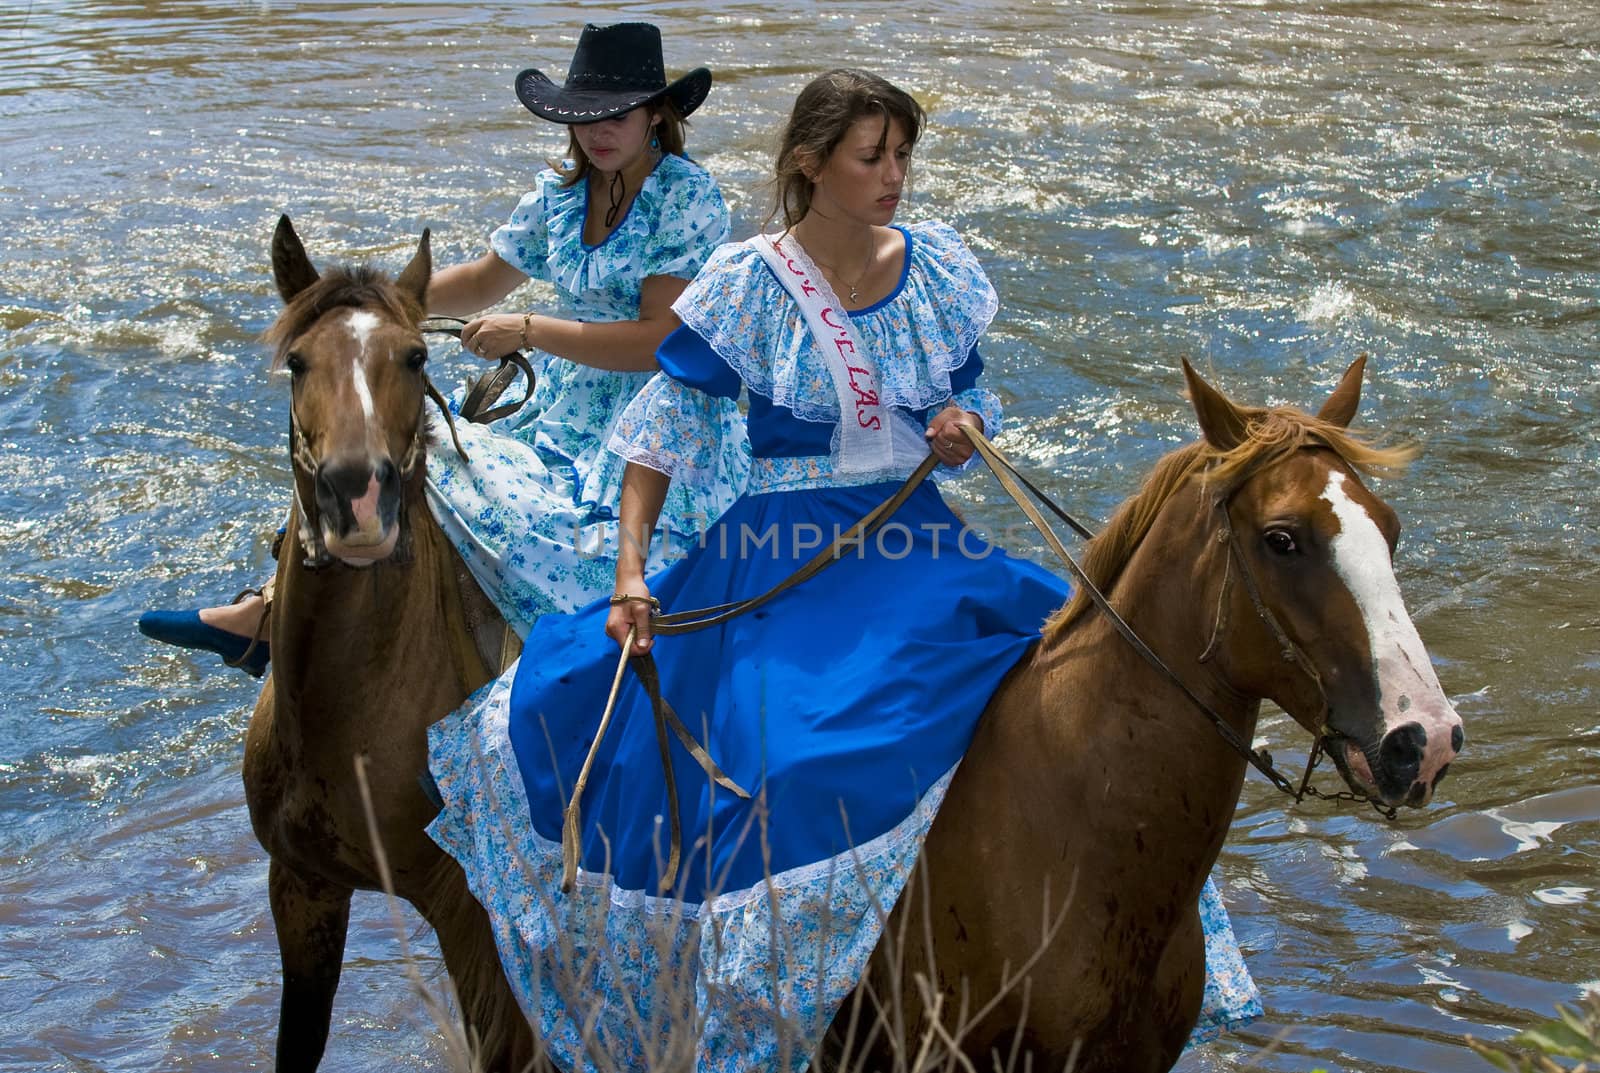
651, 133, 660, 151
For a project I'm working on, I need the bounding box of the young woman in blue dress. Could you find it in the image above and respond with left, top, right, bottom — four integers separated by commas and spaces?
138, 22, 745, 671
424, 68, 1261, 1072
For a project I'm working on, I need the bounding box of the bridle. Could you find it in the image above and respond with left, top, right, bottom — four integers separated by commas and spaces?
963, 427, 1399, 819
285, 314, 467, 571
1199, 462, 1398, 819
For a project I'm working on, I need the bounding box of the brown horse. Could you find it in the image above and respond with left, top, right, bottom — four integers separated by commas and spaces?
241, 216, 534, 1071
831, 357, 1465, 1072
234, 218, 1463, 1073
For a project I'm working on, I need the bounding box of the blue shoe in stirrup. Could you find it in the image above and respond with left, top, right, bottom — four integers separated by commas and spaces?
137, 609, 271, 678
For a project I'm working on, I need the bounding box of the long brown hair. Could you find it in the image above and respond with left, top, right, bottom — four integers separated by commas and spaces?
553, 97, 688, 188
768, 68, 926, 228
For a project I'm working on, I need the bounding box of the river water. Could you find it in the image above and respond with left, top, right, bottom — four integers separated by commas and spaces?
1, 2, 1596, 1070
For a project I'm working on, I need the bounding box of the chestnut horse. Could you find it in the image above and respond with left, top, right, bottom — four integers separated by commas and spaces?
829, 357, 1464, 1072
241, 216, 534, 1070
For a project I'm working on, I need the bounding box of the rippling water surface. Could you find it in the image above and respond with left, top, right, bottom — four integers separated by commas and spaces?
2, 2, 1596, 1070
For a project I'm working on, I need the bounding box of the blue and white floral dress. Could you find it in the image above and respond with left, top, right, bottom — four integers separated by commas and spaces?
424, 154, 747, 635
426, 222, 1261, 1071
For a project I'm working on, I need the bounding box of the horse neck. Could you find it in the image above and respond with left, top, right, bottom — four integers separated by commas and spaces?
998, 479, 1261, 878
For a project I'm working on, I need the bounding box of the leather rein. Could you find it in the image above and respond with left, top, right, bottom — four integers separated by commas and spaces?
567, 421, 1395, 892
964, 429, 1397, 821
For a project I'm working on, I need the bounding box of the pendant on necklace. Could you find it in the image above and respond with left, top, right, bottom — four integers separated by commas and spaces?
848, 285, 859, 303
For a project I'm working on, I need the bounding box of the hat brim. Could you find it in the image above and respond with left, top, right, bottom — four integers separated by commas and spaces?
515, 67, 711, 124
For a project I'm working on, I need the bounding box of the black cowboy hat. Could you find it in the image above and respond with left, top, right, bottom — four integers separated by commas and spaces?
515, 23, 711, 124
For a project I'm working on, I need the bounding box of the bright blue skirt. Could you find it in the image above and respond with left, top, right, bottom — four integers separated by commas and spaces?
426, 477, 1263, 1070
508, 480, 1065, 900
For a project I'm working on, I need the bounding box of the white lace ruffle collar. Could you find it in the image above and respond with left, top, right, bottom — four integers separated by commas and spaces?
673, 220, 998, 423
542, 154, 694, 295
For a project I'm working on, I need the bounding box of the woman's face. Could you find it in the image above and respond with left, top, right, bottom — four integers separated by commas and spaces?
572, 107, 657, 175
809, 114, 913, 226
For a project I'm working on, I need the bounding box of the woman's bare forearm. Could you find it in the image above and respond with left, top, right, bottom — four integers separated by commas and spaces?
426, 252, 527, 317
615, 462, 671, 585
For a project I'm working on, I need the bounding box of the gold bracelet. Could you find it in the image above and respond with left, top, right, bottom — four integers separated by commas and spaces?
609, 592, 661, 611
521, 312, 532, 348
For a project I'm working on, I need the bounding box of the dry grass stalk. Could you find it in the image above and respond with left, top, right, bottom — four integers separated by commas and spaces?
357, 732, 1086, 1073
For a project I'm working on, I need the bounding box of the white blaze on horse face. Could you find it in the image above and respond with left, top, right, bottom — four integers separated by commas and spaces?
345, 310, 380, 423
1322, 471, 1462, 787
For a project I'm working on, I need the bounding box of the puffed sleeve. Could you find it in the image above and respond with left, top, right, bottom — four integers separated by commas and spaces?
639, 162, 731, 281
488, 175, 554, 281
608, 324, 748, 491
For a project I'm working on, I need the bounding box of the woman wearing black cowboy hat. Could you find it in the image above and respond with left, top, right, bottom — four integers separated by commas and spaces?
432, 20, 717, 362
139, 22, 746, 669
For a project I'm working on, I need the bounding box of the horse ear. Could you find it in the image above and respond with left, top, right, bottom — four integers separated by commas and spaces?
395, 228, 432, 309
1316, 354, 1367, 429
1182, 358, 1250, 451
272, 215, 320, 304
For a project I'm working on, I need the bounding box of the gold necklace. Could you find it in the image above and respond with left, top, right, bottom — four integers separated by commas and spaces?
811, 243, 876, 304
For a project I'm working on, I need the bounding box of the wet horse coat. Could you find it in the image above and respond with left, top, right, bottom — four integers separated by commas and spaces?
828, 358, 1463, 1072
241, 217, 534, 1071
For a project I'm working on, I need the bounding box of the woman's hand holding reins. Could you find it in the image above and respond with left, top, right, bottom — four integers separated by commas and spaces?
926, 405, 983, 468
459, 313, 537, 360
445, 273, 685, 372
606, 578, 657, 655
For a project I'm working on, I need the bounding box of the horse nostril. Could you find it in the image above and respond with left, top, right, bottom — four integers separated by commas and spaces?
1432, 763, 1451, 788
1406, 783, 1427, 807
1379, 722, 1427, 777
318, 461, 373, 502
1451, 725, 1464, 753
375, 458, 397, 489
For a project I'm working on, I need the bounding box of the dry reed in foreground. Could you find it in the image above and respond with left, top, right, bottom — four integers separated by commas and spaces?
355, 745, 1077, 1073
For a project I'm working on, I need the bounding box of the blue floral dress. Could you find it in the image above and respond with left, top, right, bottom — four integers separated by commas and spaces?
426, 222, 1261, 1070
424, 154, 747, 635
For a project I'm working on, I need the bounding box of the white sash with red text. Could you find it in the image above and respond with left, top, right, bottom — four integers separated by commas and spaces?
748, 232, 925, 477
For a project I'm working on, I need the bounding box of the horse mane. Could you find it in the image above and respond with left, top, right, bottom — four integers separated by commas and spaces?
1043, 402, 1418, 639
262, 264, 423, 370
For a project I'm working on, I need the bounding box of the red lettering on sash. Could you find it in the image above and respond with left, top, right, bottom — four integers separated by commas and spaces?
782, 256, 821, 298
846, 362, 882, 427
845, 365, 877, 403
768, 235, 887, 436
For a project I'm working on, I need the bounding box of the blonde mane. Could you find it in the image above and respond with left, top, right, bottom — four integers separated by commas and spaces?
1043, 403, 1417, 639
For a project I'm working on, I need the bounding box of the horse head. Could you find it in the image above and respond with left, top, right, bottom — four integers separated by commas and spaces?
1183, 356, 1463, 808
265, 215, 434, 567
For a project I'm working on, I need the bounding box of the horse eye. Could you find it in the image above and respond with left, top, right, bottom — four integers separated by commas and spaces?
1263, 528, 1298, 555
403, 346, 427, 371
285, 352, 307, 377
